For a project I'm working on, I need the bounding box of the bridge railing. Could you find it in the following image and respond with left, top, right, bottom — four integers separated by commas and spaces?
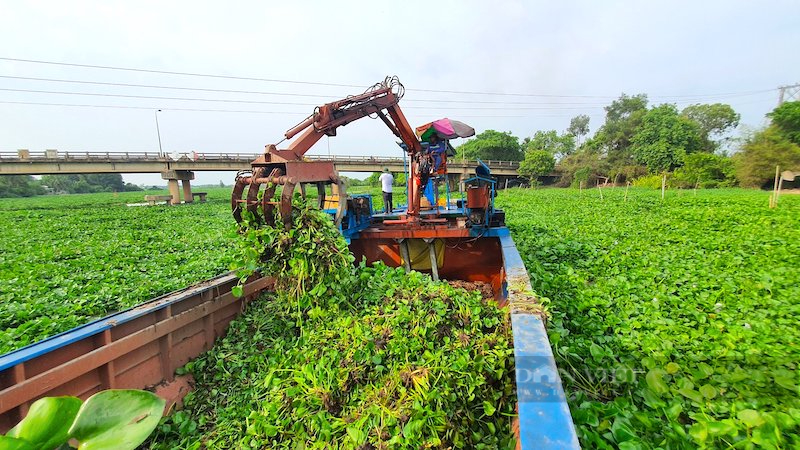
0, 151, 261, 161
0, 151, 520, 169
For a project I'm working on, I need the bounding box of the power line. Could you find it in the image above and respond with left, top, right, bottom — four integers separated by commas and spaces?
1, 56, 775, 100
0, 100, 542, 118
0, 75, 341, 99
0, 87, 318, 106
0, 100, 307, 114
0, 87, 609, 110
1, 86, 768, 110
0, 57, 365, 88
0, 75, 611, 106
0, 75, 774, 110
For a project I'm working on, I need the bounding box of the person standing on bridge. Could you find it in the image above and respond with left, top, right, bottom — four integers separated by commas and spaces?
379, 168, 394, 214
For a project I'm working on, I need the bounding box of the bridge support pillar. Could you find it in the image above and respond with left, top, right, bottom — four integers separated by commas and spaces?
167, 180, 181, 205
182, 180, 193, 203
161, 170, 194, 205
459, 173, 469, 192
447, 173, 460, 192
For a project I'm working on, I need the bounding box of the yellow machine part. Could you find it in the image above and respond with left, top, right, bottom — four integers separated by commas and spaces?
323, 194, 340, 210
403, 239, 445, 270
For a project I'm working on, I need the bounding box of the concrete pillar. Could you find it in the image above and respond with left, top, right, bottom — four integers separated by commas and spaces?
459, 173, 468, 193
167, 179, 181, 205
447, 173, 459, 191
182, 180, 193, 203
161, 170, 194, 205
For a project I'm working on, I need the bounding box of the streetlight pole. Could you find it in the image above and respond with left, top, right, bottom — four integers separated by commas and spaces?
155, 109, 163, 157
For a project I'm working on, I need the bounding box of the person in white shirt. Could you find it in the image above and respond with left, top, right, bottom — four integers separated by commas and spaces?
378, 168, 394, 213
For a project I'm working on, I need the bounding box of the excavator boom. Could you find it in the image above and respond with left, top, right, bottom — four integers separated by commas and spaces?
233, 76, 429, 229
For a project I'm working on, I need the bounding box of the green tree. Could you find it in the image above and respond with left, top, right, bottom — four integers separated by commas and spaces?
631, 104, 704, 173
567, 114, 591, 146
767, 101, 800, 145
681, 103, 740, 151
518, 150, 555, 185
41, 174, 81, 193
40, 173, 133, 193
455, 130, 522, 161
672, 153, 736, 188
556, 151, 610, 187
366, 172, 380, 187
0, 175, 44, 197
523, 130, 575, 160
84, 173, 126, 191
734, 127, 800, 188
595, 93, 649, 167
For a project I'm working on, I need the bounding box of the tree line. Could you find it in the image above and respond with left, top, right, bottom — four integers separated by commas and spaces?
0, 173, 142, 198
453, 97, 800, 189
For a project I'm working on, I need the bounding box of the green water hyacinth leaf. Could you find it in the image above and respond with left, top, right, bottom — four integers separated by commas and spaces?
645, 368, 669, 395
737, 409, 765, 428
699, 384, 717, 399
589, 342, 605, 361
6, 396, 81, 450
346, 427, 366, 445
68, 390, 165, 450
665, 362, 680, 374
231, 285, 243, 298
0, 436, 35, 450
611, 418, 637, 443
706, 420, 737, 437
689, 422, 707, 442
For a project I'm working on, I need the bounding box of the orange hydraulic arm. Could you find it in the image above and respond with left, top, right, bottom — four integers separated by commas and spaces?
254, 76, 427, 218
267, 77, 421, 162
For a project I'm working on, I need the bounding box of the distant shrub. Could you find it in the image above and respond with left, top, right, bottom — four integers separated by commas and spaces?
672, 153, 736, 188
632, 174, 667, 189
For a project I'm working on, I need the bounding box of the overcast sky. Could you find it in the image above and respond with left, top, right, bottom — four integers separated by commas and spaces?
1, 0, 797, 185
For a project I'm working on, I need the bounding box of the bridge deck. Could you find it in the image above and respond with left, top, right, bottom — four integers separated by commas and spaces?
0, 151, 523, 176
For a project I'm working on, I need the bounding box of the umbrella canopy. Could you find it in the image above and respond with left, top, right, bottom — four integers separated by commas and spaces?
415, 118, 475, 141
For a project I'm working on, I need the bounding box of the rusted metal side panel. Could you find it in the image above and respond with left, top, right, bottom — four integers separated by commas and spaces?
0, 273, 273, 432
349, 237, 505, 298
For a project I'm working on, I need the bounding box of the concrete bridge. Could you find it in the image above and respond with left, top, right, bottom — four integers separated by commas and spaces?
0, 150, 522, 176
1, 150, 556, 203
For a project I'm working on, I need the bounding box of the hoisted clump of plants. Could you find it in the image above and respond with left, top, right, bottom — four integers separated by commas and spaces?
231, 197, 356, 309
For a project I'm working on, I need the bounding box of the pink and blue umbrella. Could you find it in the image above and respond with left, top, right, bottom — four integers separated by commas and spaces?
415, 118, 475, 141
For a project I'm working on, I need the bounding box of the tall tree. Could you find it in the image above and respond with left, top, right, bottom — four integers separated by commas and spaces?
594, 93, 649, 167
523, 130, 575, 160
672, 153, 736, 188
681, 103, 740, 151
456, 130, 523, 161
0, 175, 44, 198
567, 114, 590, 146
631, 104, 704, 173
84, 174, 126, 191
556, 151, 609, 187
734, 127, 800, 188
518, 150, 556, 185
40, 173, 133, 193
767, 101, 800, 145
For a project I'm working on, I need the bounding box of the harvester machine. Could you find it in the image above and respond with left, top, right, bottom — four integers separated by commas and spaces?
231, 76, 507, 289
